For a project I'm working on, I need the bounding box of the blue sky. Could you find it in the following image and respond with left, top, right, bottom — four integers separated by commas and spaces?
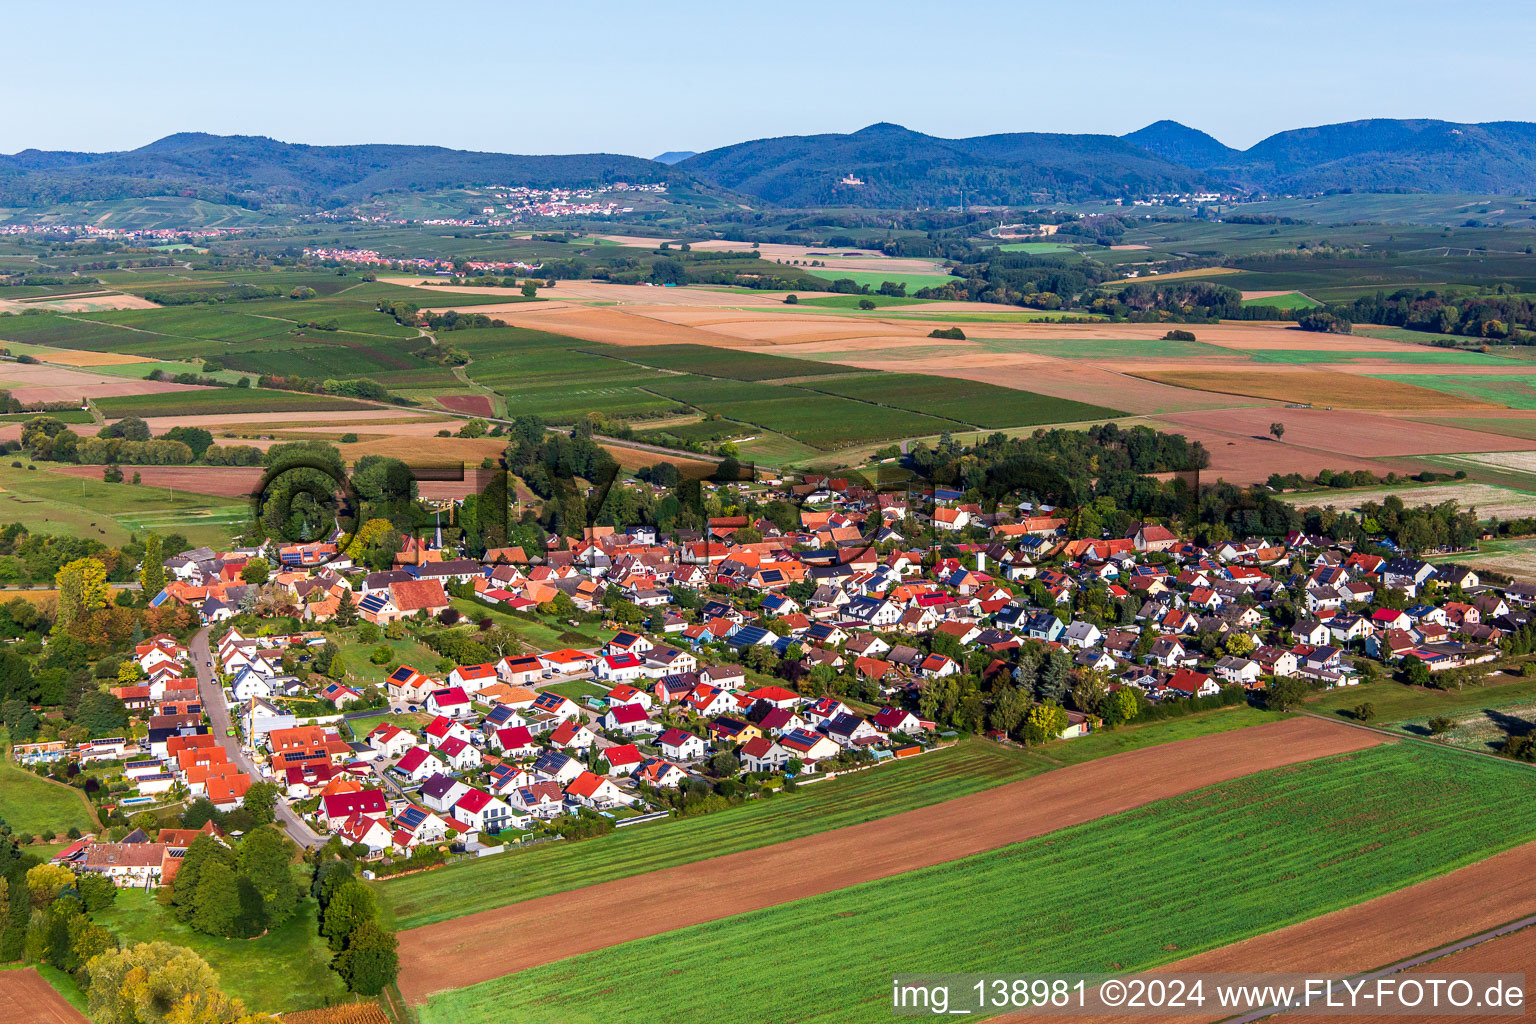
8, 0, 1533, 157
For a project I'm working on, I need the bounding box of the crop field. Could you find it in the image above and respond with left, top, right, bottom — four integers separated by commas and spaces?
995, 241, 1075, 253
640, 373, 958, 446
382, 740, 1043, 930
80, 306, 298, 345
418, 743, 1536, 1024
0, 727, 98, 837
599, 342, 853, 380
1240, 290, 1322, 310
795, 294, 932, 308
808, 269, 956, 292
94, 388, 372, 418
0, 461, 246, 546
1249, 348, 1516, 365
1372, 372, 1536, 408
1277, 481, 1536, 519
976, 336, 1218, 359
806, 372, 1123, 427
1132, 369, 1493, 409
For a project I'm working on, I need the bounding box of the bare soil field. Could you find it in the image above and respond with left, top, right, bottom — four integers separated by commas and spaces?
435, 394, 493, 416
1021, 838, 1536, 1024
50, 464, 263, 498
1143, 420, 1421, 485
1112, 266, 1246, 284
1131, 369, 1493, 409
600, 444, 716, 474
1157, 408, 1535, 457
0, 967, 87, 1024
396, 717, 1378, 1003
1277, 482, 1536, 519
0, 291, 158, 315
0, 362, 196, 404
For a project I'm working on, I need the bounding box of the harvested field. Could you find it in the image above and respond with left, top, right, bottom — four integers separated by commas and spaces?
1112, 266, 1246, 283
1446, 450, 1536, 475
50, 464, 264, 498
1279, 482, 1536, 518
1439, 537, 1536, 580
435, 394, 493, 415
1130, 369, 1493, 409
1143, 419, 1420, 485
337, 435, 504, 464
11, 347, 155, 366
136, 410, 450, 430
600, 444, 716, 473
0, 291, 158, 315
1156, 407, 1535, 457
397, 717, 1377, 1002
0, 360, 195, 404
277, 1006, 390, 1024
0, 967, 86, 1024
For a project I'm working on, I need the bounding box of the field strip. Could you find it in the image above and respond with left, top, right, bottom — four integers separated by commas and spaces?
996, 836, 1536, 1024
396, 717, 1378, 1003
0, 966, 87, 1023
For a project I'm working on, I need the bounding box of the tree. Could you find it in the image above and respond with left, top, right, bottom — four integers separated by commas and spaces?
172, 836, 235, 924
25, 864, 75, 905
1427, 715, 1456, 735
334, 919, 399, 995
239, 561, 269, 585
858, 298, 876, 310
1102, 686, 1140, 725
1353, 702, 1376, 723
1025, 700, 1069, 743
1265, 676, 1309, 711
77, 691, 128, 736
236, 827, 298, 929
320, 879, 377, 951
78, 872, 117, 912
242, 783, 279, 828
55, 557, 110, 631
1269, 422, 1285, 441
86, 941, 249, 1024
140, 534, 165, 596
520, 280, 538, 298
988, 686, 1030, 736
334, 587, 358, 626
1402, 655, 1432, 688
192, 860, 241, 937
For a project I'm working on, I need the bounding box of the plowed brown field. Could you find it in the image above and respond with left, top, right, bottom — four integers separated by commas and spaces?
396, 717, 1379, 1003
0, 968, 86, 1023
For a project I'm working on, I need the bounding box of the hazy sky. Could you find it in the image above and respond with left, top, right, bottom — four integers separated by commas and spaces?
8, 0, 1533, 157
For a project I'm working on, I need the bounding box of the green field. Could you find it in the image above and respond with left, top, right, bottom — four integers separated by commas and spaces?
1251, 348, 1516, 365
806, 372, 1123, 428
1305, 673, 1536, 725
808, 270, 957, 292
794, 294, 932, 309
995, 241, 1074, 254
420, 742, 1536, 1024
1370, 372, 1536, 408
598, 343, 853, 381
382, 706, 1283, 929
0, 728, 98, 837
92, 888, 348, 1014
1239, 291, 1322, 310
0, 461, 246, 548
543, 680, 610, 701
975, 336, 1215, 359
94, 388, 373, 418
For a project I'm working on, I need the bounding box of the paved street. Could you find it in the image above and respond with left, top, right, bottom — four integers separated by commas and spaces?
190, 626, 324, 848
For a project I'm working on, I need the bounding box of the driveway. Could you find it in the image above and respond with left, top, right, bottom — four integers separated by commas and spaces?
191, 626, 324, 849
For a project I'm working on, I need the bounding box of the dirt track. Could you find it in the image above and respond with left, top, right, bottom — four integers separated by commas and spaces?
396, 717, 1379, 1003
0, 968, 86, 1023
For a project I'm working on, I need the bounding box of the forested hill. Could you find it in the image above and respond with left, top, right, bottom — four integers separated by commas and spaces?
0, 133, 689, 208
1124, 118, 1536, 194
677, 122, 1210, 206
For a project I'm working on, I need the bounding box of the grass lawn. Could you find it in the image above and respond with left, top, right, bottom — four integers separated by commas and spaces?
380, 705, 1277, 930
449, 598, 607, 649
336, 632, 445, 691
1305, 673, 1536, 724
0, 727, 99, 837
92, 888, 349, 1014
995, 241, 1074, 254
420, 743, 1536, 1024
543, 680, 609, 701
